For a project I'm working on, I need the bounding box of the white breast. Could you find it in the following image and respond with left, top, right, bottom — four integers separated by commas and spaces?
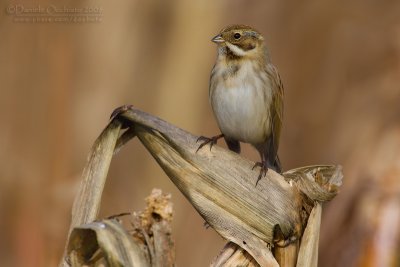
210, 61, 273, 144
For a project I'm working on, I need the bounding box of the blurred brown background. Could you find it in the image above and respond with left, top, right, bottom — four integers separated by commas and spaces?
1, 0, 400, 266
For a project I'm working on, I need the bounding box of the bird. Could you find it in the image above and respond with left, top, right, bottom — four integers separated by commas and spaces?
197, 24, 284, 184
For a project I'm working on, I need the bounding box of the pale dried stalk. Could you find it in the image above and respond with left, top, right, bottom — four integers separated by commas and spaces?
296, 203, 322, 267
211, 242, 259, 267
67, 220, 149, 267
60, 120, 122, 267
66, 189, 175, 267
60, 106, 343, 267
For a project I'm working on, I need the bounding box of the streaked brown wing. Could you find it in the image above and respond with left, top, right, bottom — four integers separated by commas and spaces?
208, 64, 218, 101
265, 63, 284, 163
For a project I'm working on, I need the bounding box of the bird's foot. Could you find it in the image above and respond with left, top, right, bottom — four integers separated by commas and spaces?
196, 134, 224, 152
252, 161, 268, 185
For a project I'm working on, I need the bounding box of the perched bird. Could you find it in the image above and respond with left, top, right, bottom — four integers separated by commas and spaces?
197, 24, 284, 184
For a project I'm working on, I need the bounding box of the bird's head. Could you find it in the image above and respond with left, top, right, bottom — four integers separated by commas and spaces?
212, 25, 265, 58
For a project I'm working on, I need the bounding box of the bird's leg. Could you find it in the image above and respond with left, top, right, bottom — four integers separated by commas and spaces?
196, 134, 224, 152
252, 161, 268, 185
252, 150, 270, 185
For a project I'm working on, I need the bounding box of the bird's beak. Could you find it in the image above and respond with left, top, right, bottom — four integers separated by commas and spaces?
211, 34, 224, 43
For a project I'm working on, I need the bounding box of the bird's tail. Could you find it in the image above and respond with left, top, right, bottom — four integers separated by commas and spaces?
272, 155, 282, 173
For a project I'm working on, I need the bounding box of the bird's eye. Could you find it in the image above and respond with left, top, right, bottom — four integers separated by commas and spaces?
233, 33, 241, 40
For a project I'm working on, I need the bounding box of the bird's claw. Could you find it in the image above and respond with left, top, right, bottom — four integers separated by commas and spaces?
196, 134, 224, 152
252, 161, 269, 185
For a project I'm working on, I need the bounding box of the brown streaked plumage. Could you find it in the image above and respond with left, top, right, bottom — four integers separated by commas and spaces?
197, 24, 284, 184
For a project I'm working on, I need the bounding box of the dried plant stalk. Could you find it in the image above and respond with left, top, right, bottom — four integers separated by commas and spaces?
211, 242, 259, 267
66, 189, 175, 267
296, 203, 322, 267
60, 120, 122, 267
60, 106, 343, 267
67, 220, 149, 267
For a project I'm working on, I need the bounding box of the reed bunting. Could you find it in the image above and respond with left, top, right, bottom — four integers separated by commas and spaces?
197, 24, 284, 184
